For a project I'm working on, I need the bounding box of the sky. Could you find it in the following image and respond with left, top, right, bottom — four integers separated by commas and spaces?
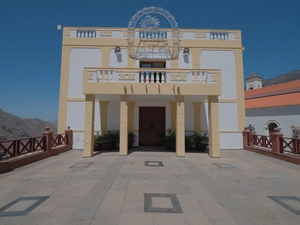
0, 0, 299, 121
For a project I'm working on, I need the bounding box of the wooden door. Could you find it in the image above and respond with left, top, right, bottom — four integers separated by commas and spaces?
139, 107, 165, 146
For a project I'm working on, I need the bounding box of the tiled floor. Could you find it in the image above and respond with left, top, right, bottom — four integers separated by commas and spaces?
0, 148, 300, 225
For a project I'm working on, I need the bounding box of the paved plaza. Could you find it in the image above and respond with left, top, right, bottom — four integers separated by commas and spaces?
0, 148, 299, 225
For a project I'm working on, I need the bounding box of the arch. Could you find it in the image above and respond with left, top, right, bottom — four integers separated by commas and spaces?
264, 120, 281, 135
128, 6, 178, 30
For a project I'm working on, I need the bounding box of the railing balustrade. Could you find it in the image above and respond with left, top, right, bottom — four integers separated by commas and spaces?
52, 134, 68, 147
76, 30, 96, 38
0, 136, 46, 160
210, 32, 228, 40
247, 134, 272, 150
279, 137, 300, 154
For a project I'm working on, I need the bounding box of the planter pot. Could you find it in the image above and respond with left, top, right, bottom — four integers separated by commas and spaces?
185, 143, 193, 150
166, 142, 176, 151
128, 140, 134, 150
94, 143, 103, 151
195, 143, 208, 151
103, 142, 117, 150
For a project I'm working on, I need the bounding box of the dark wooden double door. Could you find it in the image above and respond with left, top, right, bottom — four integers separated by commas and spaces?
139, 107, 165, 146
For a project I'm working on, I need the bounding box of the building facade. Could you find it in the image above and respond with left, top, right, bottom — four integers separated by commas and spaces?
57, 7, 246, 157
245, 79, 300, 138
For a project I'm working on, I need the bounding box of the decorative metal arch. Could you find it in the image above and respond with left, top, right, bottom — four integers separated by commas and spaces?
127, 6, 180, 59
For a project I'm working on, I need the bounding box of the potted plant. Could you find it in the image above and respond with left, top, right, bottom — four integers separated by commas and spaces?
128, 132, 136, 149
185, 135, 193, 150
103, 131, 119, 150
94, 134, 103, 151
163, 129, 176, 151
192, 132, 209, 151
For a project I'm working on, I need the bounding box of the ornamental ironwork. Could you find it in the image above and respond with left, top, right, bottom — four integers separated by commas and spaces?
127, 6, 180, 59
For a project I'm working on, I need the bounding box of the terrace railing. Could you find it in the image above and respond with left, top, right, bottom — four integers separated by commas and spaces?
243, 127, 300, 165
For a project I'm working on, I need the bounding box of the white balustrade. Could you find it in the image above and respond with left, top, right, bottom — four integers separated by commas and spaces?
139, 30, 167, 39
210, 32, 228, 40
76, 30, 96, 38
139, 71, 166, 83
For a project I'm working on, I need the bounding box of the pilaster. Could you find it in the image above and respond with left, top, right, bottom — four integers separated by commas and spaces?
119, 95, 129, 155
100, 101, 109, 135
208, 96, 220, 157
83, 94, 95, 157
176, 95, 185, 157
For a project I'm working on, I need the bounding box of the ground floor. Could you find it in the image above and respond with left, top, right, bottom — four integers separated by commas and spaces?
68, 94, 244, 158
1, 149, 299, 225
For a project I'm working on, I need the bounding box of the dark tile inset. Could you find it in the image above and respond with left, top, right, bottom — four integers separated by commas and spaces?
145, 161, 163, 167
70, 162, 93, 169
268, 196, 300, 215
0, 196, 49, 217
144, 193, 183, 213
213, 163, 237, 169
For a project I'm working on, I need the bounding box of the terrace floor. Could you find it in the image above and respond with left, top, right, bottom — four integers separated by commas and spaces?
0, 148, 300, 225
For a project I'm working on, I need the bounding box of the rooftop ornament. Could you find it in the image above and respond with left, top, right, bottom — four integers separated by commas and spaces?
127, 6, 180, 59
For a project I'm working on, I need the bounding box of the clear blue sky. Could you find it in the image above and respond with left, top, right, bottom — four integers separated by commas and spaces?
0, 0, 299, 121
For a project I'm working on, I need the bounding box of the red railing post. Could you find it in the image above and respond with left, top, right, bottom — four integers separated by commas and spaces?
270, 128, 283, 154
65, 126, 73, 149
42, 126, 53, 152
242, 127, 251, 148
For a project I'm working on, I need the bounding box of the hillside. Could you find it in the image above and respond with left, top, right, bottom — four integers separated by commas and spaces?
0, 108, 57, 141
262, 70, 300, 87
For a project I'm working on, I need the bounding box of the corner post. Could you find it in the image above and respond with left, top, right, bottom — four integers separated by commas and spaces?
65, 126, 73, 149
270, 128, 283, 154
120, 95, 129, 155
83, 94, 95, 157
42, 126, 53, 153
208, 96, 220, 157
242, 127, 251, 148
176, 95, 185, 157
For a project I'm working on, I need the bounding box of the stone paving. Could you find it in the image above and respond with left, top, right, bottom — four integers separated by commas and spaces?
0, 147, 299, 225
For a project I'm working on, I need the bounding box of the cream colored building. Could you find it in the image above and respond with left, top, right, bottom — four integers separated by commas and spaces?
57, 7, 246, 158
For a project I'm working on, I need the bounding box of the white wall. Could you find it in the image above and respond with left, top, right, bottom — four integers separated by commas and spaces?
246, 105, 300, 137
107, 101, 120, 131
220, 133, 243, 149
219, 103, 238, 131
200, 50, 237, 99
73, 132, 84, 149
68, 48, 102, 98
246, 79, 262, 90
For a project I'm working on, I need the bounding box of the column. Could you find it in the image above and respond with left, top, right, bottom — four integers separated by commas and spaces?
208, 96, 220, 157
100, 101, 109, 135
128, 102, 135, 132
83, 94, 95, 157
176, 95, 185, 157
119, 95, 128, 155
193, 102, 202, 133
169, 102, 176, 130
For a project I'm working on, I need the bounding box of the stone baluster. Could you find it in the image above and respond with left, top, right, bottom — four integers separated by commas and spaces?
156, 73, 159, 82
140, 73, 144, 83
146, 72, 149, 83
162, 73, 165, 83
151, 73, 154, 83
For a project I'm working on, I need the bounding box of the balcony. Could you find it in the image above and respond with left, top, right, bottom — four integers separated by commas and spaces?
82, 68, 222, 96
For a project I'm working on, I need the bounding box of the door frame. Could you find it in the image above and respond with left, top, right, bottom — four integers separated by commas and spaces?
138, 106, 166, 146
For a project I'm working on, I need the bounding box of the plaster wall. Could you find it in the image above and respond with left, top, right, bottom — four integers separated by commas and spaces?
246, 105, 300, 138
200, 50, 236, 99
110, 48, 128, 68
68, 48, 101, 98
73, 132, 84, 149
246, 79, 262, 90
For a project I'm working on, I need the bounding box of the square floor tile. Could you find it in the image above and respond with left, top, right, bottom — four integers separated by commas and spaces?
144, 193, 183, 213
145, 161, 163, 167
70, 162, 93, 169
268, 196, 300, 215
213, 163, 237, 169
0, 196, 49, 217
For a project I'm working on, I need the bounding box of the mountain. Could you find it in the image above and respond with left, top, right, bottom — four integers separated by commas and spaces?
262, 70, 300, 87
0, 108, 57, 141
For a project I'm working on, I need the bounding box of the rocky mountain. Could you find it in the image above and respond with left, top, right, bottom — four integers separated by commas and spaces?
262, 70, 300, 87
0, 108, 57, 141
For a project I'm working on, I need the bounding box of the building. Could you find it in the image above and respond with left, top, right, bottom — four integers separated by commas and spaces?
245, 76, 300, 138
57, 7, 246, 158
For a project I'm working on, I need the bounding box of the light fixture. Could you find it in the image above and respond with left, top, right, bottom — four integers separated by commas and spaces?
57, 25, 62, 30
183, 47, 189, 55
291, 125, 295, 131
115, 46, 121, 54
248, 124, 254, 131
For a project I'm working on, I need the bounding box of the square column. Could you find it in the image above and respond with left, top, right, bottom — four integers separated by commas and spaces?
176, 95, 185, 157
208, 96, 220, 157
128, 102, 135, 132
83, 94, 95, 157
119, 95, 128, 155
169, 102, 176, 130
100, 101, 109, 135
193, 102, 202, 133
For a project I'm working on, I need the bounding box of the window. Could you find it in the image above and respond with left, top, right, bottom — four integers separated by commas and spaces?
268, 122, 278, 134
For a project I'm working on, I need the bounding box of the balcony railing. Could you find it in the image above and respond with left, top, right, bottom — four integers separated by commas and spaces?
85, 68, 219, 84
